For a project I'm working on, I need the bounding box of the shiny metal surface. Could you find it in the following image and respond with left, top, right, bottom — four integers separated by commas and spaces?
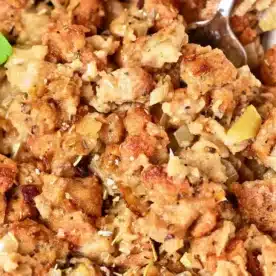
262, 29, 276, 51
188, 0, 247, 68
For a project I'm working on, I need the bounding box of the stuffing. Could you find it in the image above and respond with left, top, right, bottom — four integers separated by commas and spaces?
188, 115, 248, 155
117, 19, 188, 68
202, 65, 261, 126
199, 0, 220, 20
138, 185, 220, 245
162, 88, 206, 125
5, 186, 39, 223
43, 70, 82, 121
34, 173, 113, 259
141, 164, 191, 203
259, 4, 276, 31
1, 0, 276, 274
29, 100, 59, 136
190, 209, 218, 238
230, 13, 258, 46
110, 9, 154, 42
252, 108, 276, 170
180, 0, 219, 23
49, 257, 104, 275
0, 0, 22, 38
86, 34, 120, 66
91, 67, 154, 112
0, 155, 17, 194
244, 224, 276, 276
39, 173, 103, 217
260, 45, 276, 85
120, 133, 158, 161
233, 0, 258, 16
183, 222, 276, 275
6, 60, 82, 131
149, 75, 174, 106
210, 85, 236, 124
5, 96, 34, 143
231, 13, 258, 35
103, 0, 124, 25
28, 113, 102, 176
233, 0, 276, 17
99, 113, 125, 145
180, 46, 237, 99
120, 120, 169, 165
232, 179, 276, 232
0, 155, 17, 224
17, 10, 49, 45
230, 66, 261, 116
186, 221, 236, 270
43, 23, 87, 63
5, 45, 48, 93
0, 219, 69, 275
143, 0, 179, 30
179, 147, 228, 183
124, 106, 152, 136
72, 0, 105, 31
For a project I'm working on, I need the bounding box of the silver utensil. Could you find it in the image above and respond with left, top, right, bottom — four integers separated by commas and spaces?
188, 0, 247, 68
262, 29, 276, 51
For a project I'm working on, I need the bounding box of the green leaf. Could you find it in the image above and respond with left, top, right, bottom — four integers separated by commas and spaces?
0, 33, 12, 65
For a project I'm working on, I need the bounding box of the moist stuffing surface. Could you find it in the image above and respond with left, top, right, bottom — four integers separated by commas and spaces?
0, 0, 276, 275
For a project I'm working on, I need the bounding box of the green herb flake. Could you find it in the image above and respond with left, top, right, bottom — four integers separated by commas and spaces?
0, 33, 12, 65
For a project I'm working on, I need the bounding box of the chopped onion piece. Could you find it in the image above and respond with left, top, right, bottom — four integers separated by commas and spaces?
167, 155, 187, 178
174, 124, 194, 147
150, 84, 168, 106
180, 253, 201, 269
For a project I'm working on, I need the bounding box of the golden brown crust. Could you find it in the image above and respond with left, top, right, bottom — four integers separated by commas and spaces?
43, 23, 87, 63
141, 165, 190, 202
232, 179, 276, 232
99, 113, 125, 145
252, 108, 276, 168
144, 0, 179, 30
0, 161, 17, 194
124, 106, 151, 136
0, 0, 22, 38
190, 209, 217, 238
260, 46, 276, 86
40, 173, 103, 218
65, 176, 103, 217
5, 186, 39, 223
180, 46, 237, 98
7, 219, 69, 275
120, 133, 156, 160
230, 13, 258, 46
0, 156, 17, 224
73, 0, 105, 30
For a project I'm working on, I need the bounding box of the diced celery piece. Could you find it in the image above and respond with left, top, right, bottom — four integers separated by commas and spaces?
227, 105, 261, 143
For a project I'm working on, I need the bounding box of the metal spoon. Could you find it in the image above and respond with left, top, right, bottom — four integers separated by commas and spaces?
262, 29, 276, 51
187, 0, 247, 68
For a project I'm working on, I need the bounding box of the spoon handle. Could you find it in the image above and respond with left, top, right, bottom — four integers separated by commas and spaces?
218, 0, 235, 17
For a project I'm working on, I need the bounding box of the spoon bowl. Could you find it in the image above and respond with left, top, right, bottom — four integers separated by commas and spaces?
188, 0, 247, 68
